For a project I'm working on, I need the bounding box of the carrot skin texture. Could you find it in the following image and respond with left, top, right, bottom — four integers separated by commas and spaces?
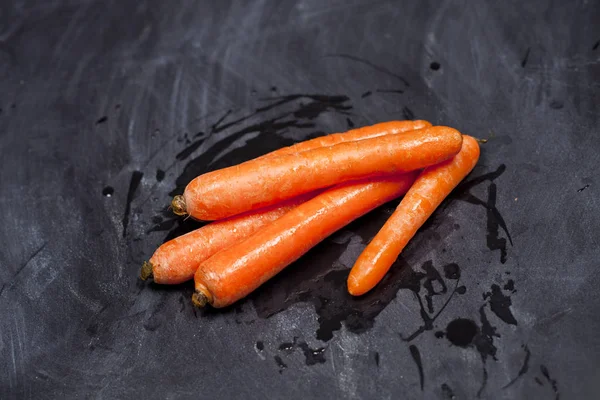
155, 122, 431, 282
183, 126, 462, 220
347, 135, 481, 296
255, 120, 431, 160
194, 173, 418, 308
171, 121, 430, 217
147, 195, 312, 284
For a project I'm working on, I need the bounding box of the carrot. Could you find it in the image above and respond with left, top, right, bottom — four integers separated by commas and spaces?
145, 122, 429, 284
140, 193, 314, 284
191, 173, 418, 308
172, 126, 462, 221
347, 135, 481, 296
254, 120, 431, 160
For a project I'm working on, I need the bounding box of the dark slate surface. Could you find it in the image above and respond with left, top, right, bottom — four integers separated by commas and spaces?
1, 1, 599, 398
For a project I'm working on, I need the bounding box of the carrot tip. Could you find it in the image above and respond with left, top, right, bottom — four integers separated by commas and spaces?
140, 261, 154, 281
171, 195, 187, 216
347, 277, 366, 297
191, 291, 209, 308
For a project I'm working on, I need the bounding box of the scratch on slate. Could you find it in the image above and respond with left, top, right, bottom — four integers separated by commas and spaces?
0, 242, 47, 297
534, 308, 572, 331
326, 53, 410, 87
122, 171, 144, 237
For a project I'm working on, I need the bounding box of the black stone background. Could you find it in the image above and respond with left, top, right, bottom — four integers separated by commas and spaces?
1, 1, 599, 399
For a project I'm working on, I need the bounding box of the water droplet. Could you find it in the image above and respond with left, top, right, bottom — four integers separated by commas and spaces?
102, 186, 114, 197
445, 318, 478, 347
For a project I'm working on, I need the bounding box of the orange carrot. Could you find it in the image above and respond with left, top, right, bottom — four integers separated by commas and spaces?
145, 122, 428, 284
140, 193, 315, 284
347, 135, 481, 296
254, 120, 431, 160
191, 173, 418, 308
173, 126, 462, 221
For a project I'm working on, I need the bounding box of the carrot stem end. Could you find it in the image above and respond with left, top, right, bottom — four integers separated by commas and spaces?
171, 195, 187, 216
140, 261, 154, 281
191, 291, 209, 308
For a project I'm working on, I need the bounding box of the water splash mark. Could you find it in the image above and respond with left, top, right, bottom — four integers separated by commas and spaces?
298, 342, 326, 365
276, 337, 326, 366
443, 318, 478, 347
540, 365, 560, 400
451, 165, 512, 263
483, 284, 517, 325
475, 305, 500, 398
250, 220, 464, 342
376, 89, 404, 94
402, 106, 415, 120
521, 48, 531, 68
549, 100, 564, 110
102, 186, 114, 197
435, 276, 520, 397
441, 383, 456, 399
401, 262, 465, 342
422, 261, 447, 313
434, 305, 500, 398
534, 377, 544, 386
503, 279, 516, 293
502, 345, 531, 389
148, 93, 353, 238
485, 184, 511, 263
274, 355, 287, 373
175, 139, 204, 161
211, 109, 233, 132
409, 345, 425, 390
577, 184, 590, 192
168, 94, 352, 198
122, 171, 143, 237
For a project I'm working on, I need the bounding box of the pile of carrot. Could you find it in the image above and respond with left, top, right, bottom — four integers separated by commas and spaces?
141, 120, 480, 309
